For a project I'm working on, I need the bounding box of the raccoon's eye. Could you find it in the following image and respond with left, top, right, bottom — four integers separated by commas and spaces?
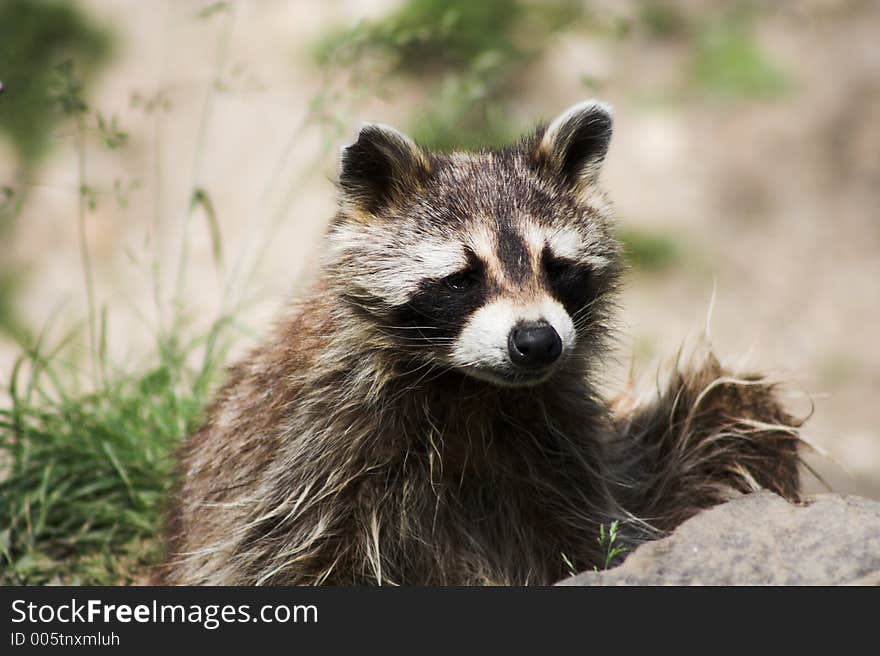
443, 268, 481, 292
542, 249, 596, 314
543, 253, 574, 280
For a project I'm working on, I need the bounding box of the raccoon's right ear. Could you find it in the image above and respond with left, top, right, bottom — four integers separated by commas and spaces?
533, 100, 613, 190
339, 124, 431, 215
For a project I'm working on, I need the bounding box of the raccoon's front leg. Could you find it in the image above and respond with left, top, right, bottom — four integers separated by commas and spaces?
609, 349, 803, 535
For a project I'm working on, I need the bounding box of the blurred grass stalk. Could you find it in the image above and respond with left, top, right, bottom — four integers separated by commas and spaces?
0, 45, 235, 582
0, 0, 111, 345
0, 0, 359, 584
1, 5, 236, 585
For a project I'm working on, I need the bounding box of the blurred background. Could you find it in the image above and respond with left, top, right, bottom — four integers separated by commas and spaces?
1, 0, 878, 583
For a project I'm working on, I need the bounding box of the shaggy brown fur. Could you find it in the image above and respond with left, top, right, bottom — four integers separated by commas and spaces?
608, 350, 802, 536
155, 102, 803, 585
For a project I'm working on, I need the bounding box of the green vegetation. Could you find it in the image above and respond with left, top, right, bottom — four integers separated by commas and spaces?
316, 0, 585, 150
0, 0, 111, 168
561, 521, 629, 578
637, 1, 690, 40
0, 28, 237, 585
691, 12, 790, 100
0, 268, 28, 342
0, 185, 27, 339
561, 551, 578, 578
596, 520, 627, 570
631, 2, 791, 103
0, 1, 111, 342
0, 321, 230, 584
315, 0, 791, 156
618, 226, 683, 272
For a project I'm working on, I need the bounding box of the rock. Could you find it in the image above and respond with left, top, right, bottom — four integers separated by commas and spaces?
559, 491, 880, 585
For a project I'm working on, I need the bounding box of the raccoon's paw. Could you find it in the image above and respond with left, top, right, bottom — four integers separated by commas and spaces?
610, 344, 806, 533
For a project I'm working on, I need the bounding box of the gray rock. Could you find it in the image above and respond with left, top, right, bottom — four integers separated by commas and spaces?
559, 491, 880, 585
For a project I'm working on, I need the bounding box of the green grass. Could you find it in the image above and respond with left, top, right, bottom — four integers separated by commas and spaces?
0, 318, 233, 585
619, 226, 684, 272
0, 11, 240, 584
562, 520, 629, 577
0, 269, 29, 344
595, 520, 627, 571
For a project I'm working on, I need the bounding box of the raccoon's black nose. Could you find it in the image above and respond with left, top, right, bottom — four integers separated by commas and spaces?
508, 322, 563, 369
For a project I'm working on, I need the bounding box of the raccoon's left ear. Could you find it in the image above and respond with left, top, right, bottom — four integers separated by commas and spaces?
533, 100, 613, 189
339, 123, 431, 215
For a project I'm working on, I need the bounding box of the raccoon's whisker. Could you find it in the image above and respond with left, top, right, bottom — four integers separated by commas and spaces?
381, 336, 458, 347
394, 358, 438, 381
374, 324, 450, 331
570, 297, 605, 326
377, 336, 456, 344
379, 335, 457, 344
368, 325, 458, 345
384, 361, 447, 403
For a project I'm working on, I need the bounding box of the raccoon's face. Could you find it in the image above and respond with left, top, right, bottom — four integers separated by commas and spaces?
328, 101, 621, 387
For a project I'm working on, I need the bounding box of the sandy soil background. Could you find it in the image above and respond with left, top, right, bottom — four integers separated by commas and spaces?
2, 0, 878, 498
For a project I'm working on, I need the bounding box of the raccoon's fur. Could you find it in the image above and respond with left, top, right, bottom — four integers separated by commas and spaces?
156, 101, 803, 585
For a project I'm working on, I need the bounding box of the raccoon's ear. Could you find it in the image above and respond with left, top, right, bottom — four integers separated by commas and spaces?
339, 123, 430, 215
534, 100, 613, 189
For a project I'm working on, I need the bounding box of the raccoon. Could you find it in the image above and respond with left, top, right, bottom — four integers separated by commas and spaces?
156, 101, 802, 585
